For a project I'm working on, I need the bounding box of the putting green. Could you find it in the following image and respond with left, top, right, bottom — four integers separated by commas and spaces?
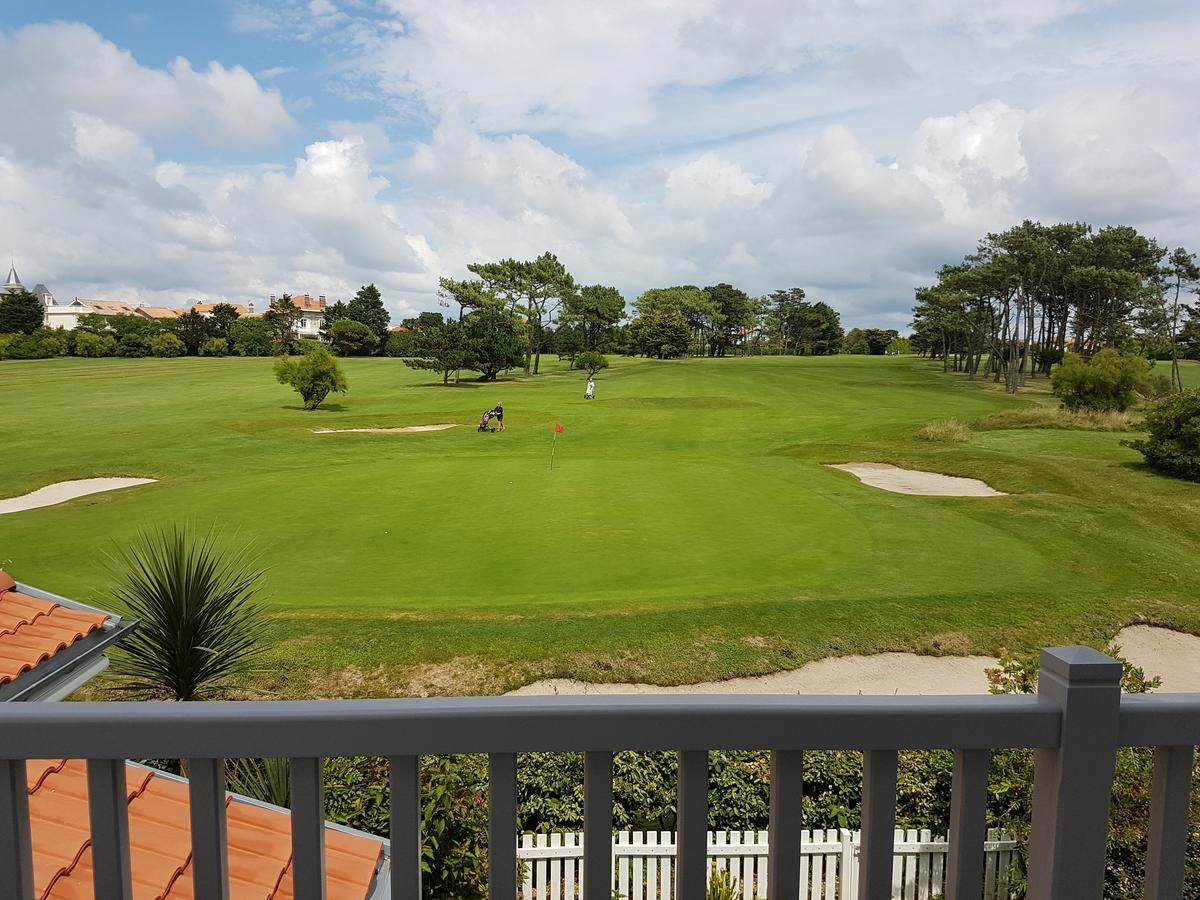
1, 355, 1197, 696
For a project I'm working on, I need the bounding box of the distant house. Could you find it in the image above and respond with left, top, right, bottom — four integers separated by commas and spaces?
191, 302, 255, 317
268, 293, 327, 338
136, 305, 184, 321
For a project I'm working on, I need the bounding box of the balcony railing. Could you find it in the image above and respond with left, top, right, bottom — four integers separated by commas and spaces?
1, 646, 1198, 900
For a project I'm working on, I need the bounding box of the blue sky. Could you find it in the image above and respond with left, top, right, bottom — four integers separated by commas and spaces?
2, 1, 1198, 326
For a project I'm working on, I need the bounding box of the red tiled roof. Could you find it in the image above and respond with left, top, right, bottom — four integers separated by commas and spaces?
27, 759, 384, 900
0, 573, 108, 686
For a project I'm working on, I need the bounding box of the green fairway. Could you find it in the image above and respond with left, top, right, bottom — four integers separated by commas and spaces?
2, 355, 1198, 696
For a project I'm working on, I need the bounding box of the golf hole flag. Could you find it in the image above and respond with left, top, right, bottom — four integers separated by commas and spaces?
551, 422, 564, 469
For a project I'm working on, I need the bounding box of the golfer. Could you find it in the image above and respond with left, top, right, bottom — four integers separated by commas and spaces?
494, 402, 505, 431
585, 377, 596, 400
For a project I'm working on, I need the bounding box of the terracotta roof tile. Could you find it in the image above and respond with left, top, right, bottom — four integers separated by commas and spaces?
0, 574, 109, 686
27, 761, 384, 900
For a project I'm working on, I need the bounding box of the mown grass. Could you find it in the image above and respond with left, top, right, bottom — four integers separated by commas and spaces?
3, 354, 1199, 698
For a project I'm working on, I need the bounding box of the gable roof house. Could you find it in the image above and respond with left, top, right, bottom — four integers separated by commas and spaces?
269, 293, 327, 338
0, 571, 390, 899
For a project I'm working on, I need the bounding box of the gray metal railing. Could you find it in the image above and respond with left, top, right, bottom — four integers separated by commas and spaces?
1, 646, 1197, 900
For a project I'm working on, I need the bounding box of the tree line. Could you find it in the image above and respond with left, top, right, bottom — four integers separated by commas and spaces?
910, 220, 1200, 393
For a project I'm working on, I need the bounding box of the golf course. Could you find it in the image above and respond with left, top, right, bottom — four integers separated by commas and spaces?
2, 354, 1199, 697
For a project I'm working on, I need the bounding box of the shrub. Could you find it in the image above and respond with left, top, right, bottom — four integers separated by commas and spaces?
706, 866, 743, 900
149, 332, 186, 358
108, 524, 270, 701
1051, 349, 1152, 412
117, 334, 151, 358
974, 407, 1137, 432
229, 318, 274, 356
295, 338, 326, 355
1, 327, 68, 359
1125, 389, 1200, 481
274, 347, 348, 410
200, 337, 230, 357
0, 334, 12, 359
386, 330, 418, 357
74, 331, 118, 358
330, 319, 378, 356
915, 419, 970, 442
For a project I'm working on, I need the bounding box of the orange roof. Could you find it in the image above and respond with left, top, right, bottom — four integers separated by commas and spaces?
137, 307, 184, 320
192, 303, 250, 316
273, 294, 326, 312
0, 573, 108, 686
79, 300, 139, 315
27, 759, 384, 899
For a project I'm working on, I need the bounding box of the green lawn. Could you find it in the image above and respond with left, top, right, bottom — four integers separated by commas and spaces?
2, 354, 1198, 697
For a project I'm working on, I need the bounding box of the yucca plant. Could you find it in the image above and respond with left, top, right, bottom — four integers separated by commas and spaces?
227, 757, 291, 807
108, 524, 270, 700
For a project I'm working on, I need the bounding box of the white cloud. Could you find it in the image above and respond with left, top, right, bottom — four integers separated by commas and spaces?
4, 5, 1200, 331
0, 23, 293, 153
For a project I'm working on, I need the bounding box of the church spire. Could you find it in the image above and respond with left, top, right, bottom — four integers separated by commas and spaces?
4, 259, 20, 288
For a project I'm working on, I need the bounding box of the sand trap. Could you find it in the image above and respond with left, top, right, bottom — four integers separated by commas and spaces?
313, 424, 460, 434
829, 463, 1005, 497
511, 653, 999, 696
1115, 625, 1200, 692
0, 477, 156, 515
510, 626, 1200, 696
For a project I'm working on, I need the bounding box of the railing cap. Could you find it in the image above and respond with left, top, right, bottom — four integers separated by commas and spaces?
1040, 646, 1123, 683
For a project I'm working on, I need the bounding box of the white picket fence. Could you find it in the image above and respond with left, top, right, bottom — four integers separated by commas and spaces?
518, 829, 1018, 900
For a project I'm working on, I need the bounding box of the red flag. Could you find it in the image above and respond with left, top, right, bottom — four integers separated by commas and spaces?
554, 423, 564, 433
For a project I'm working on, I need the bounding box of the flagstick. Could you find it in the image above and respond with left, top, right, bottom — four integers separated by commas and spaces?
550, 429, 557, 471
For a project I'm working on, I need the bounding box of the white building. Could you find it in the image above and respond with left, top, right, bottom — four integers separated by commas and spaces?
268, 293, 327, 338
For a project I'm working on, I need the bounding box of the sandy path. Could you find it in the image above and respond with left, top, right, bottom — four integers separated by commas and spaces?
0, 477, 157, 515
314, 424, 460, 434
829, 463, 1005, 497
509, 626, 1199, 696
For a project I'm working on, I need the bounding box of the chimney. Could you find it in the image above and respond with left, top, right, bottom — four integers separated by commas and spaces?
318, 295, 326, 308
249, 301, 255, 314
270, 293, 276, 304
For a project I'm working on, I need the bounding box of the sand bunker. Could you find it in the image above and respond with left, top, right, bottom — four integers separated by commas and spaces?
1115, 625, 1200, 692
313, 424, 460, 434
511, 653, 999, 696
0, 477, 156, 515
830, 463, 1005, 497
510, 626, 1200, 696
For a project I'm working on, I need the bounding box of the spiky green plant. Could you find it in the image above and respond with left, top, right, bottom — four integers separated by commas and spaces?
109, 525, 269, 700
227, 757, 291, 807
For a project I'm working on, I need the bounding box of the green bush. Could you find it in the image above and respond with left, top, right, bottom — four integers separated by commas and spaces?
1051, 349, 1152, 412
1125, 389, 1200, 481
1, 327, 68, 359
574, 351, 608, 377
200, 337, 230, 357
117, 334, 151, 358
274, 347, 347, 409
74, 331, 118, 358
386, 330, 417, 357
330, 319, 378, 356
229, 318, 274, 356
295, 338, 326, 355
148, 332, 186, 358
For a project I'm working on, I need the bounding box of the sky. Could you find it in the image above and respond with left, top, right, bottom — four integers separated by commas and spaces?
1, 1, 1198, 329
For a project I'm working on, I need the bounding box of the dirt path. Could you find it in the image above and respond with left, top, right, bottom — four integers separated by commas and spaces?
0, 477, 157, 515
829, 463, 1005, 497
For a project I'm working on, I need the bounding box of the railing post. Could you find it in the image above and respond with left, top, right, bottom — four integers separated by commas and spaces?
0, 759, 35, 900
676, 751, 708, 900
944, 749, 989, 900
767, 751, 803, 900
187, 757, 231, 900
1143, 745, 1194, 900
489, 753, 519, 900
290, 757, 327, 900
1026, 646, 1123, 900
88, 758, 134, 900
390, 755, 422, 900
583, 752, 614, 900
